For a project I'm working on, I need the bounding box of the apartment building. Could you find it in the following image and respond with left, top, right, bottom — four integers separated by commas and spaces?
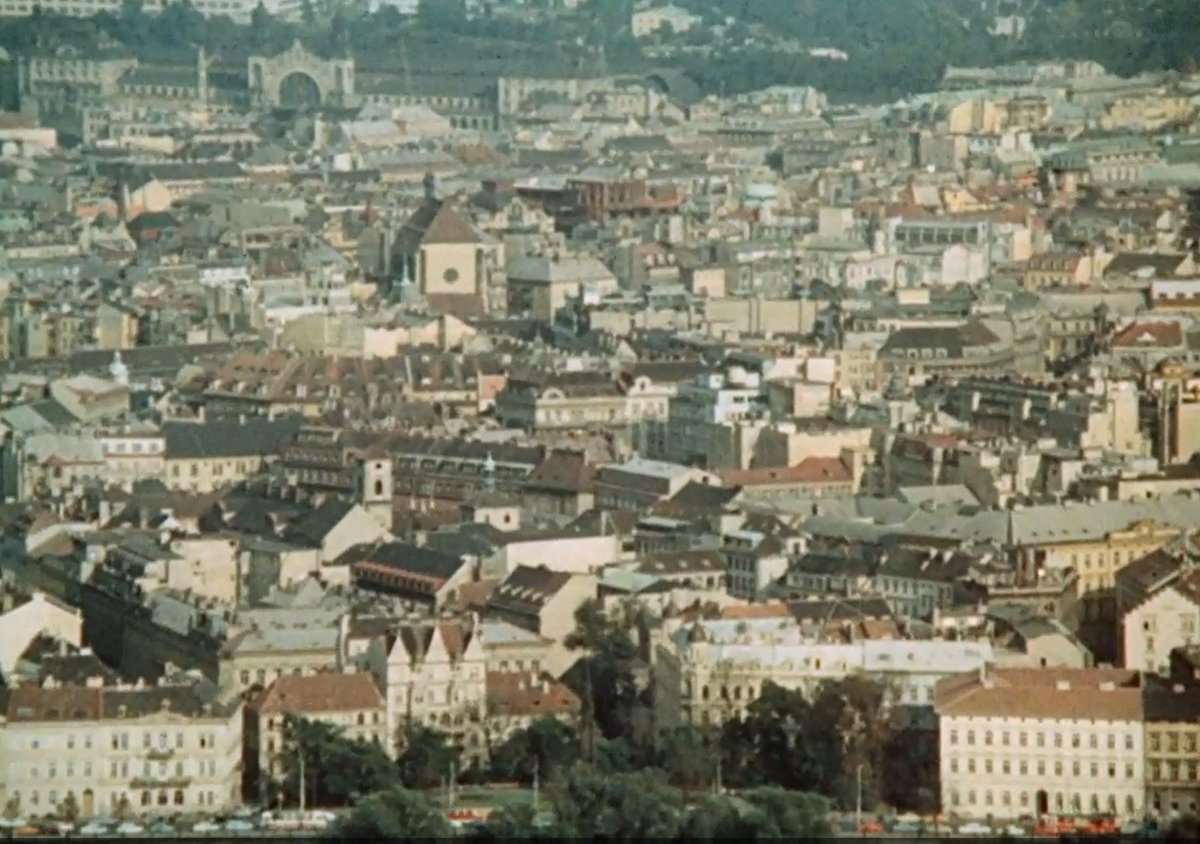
0, 678, 242, 819
935, 668, 1146, 822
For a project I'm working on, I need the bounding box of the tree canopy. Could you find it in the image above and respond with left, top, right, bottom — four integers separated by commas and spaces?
326, 786, 452, 841
277, 715, 395, 808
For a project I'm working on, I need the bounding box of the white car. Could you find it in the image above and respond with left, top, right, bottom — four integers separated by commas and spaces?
224, 818, 257, 834
1005, 824, 1026, 836
957, 821, 991, 836
79, 821, 111, 837
191, 820, 222, 834
116, 820, 145, 835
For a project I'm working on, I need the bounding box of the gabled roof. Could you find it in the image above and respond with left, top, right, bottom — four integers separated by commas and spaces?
397, 198, 480, 249
282, 498, 357, 547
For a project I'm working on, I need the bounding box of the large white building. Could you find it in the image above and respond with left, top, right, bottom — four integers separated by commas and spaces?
934, 668, 1147, 822
0, 678, 242, 818
653, 615, 994, 729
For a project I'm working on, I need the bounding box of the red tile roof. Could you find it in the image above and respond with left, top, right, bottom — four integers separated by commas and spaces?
257, 672, 384, 716
719, 457, 852, 487
485, 671, 580, 719
1111, 321, 1184, 349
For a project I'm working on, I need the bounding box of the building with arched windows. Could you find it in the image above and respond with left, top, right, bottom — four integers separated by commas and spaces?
653, 614, 994, 731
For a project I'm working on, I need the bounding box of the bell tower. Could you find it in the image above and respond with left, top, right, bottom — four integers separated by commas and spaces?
356, 454, 393, 531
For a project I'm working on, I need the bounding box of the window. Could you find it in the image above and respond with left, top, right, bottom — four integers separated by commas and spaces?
985, 760, 993, 774
174, 790, 184, 805
1019, 731, 1028, 747
949, 730, 958, 746
985, 730, 993, 746
950, 759, 959, 773
1126, 734, 1135, 750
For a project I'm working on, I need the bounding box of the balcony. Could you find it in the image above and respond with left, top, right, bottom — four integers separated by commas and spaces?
130, 776, 192, 789
146, 748, 174, 761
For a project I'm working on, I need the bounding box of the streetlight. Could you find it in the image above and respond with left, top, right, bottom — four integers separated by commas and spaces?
855, 763, 863, 838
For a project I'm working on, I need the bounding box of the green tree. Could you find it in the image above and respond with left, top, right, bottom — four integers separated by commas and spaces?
113, 794, 134, 821
57, 792, 79, 823
396, 724, 459, 790
326, 786, 451, 840
807, 676, 892, 810
564, 599, 645, 751
742, 787, 834, 837
658, 724, 714, 791
549, 766, 684, 839
279, 715, 395, 807
489, 717, 579, 785
680, 788, 831, 839
2, 796, 19, 821
679, 794, 764, 839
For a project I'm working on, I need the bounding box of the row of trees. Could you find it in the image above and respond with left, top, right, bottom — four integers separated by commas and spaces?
327, 769, 832, 841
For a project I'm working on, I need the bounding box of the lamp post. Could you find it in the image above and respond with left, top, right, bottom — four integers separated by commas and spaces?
855, 763, 863, 837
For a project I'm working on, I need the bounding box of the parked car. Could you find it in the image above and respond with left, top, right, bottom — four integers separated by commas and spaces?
224, 818, 256, 834
957, 821, 991, 836
78, 820, 111, 837
190, 820, 221, 835
148, 820, 177, 836
116, 820, 146, 836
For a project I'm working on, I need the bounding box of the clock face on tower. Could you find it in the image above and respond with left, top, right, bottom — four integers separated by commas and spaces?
443, 268, 460, 284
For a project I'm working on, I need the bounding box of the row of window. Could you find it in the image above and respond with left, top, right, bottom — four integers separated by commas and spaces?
949, 728, 1136, 751
949, 757, 1136, 780
17, 788, 222, 810
101, 731, 219, 752
948, 789, 1138, 815
1148, 731, 1200, 753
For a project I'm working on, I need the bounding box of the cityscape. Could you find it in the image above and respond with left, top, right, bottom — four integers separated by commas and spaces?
0, 0, 1199, 838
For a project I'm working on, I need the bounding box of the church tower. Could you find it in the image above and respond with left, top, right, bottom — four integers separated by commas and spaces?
356, 454, 393, 531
